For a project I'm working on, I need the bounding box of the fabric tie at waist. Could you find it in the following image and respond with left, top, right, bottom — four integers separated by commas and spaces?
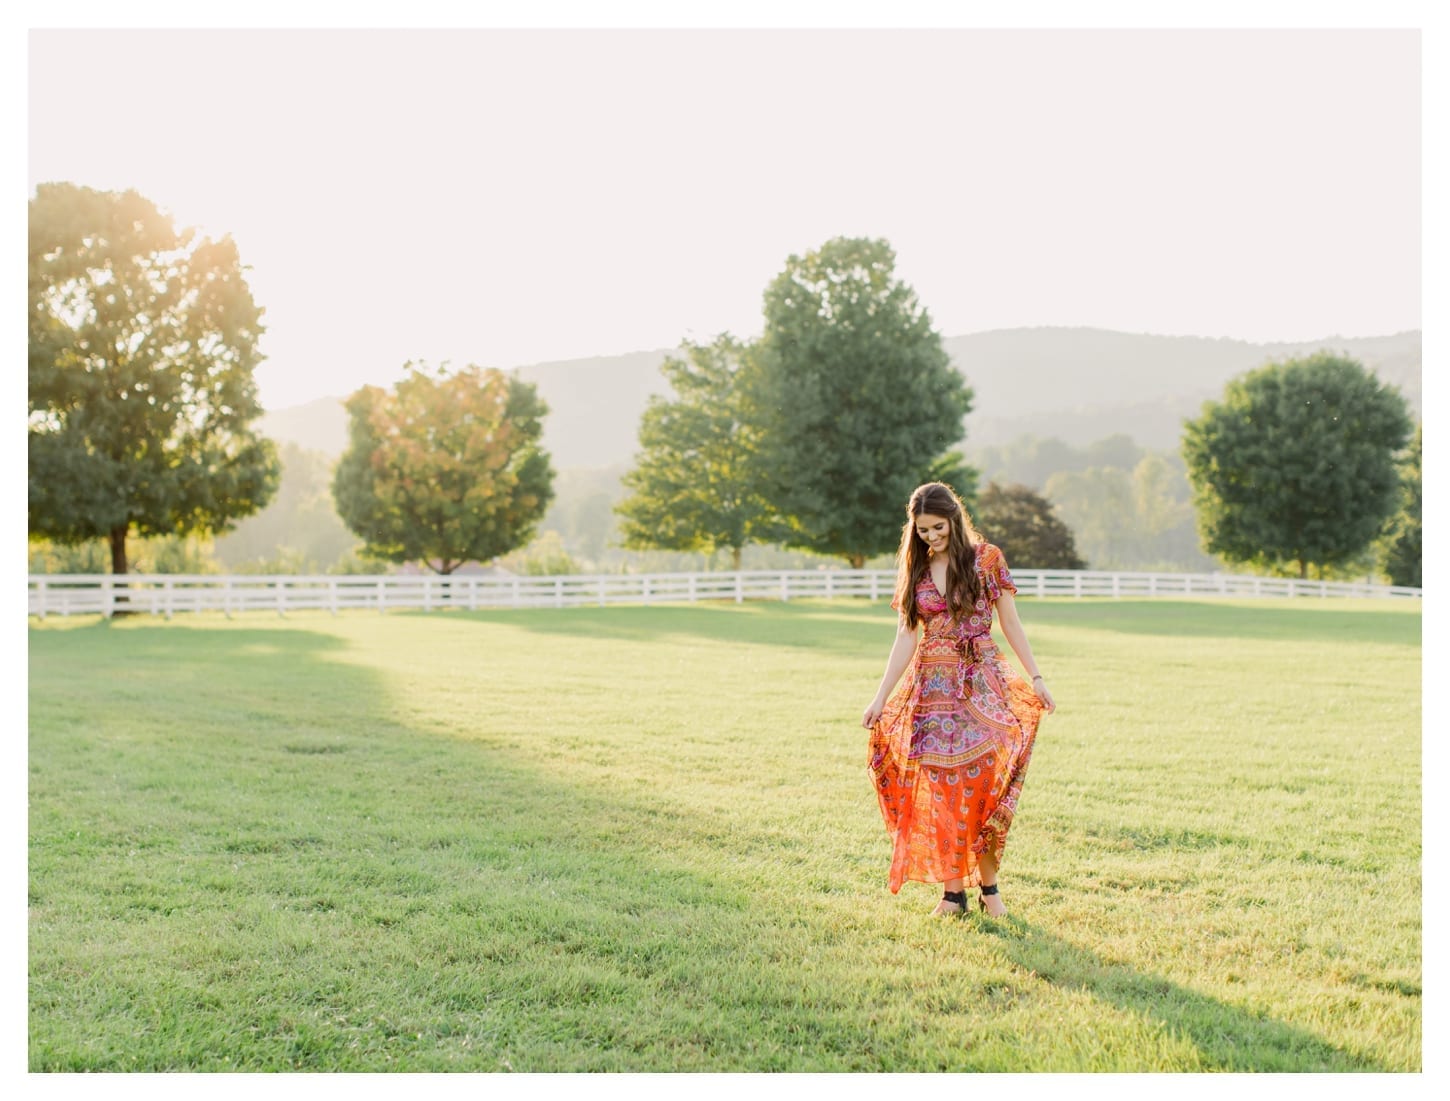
951, 633, 992, 698
952, 634, 989, 663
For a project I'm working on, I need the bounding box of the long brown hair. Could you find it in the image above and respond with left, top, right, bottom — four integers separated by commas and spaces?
892, 482, 982, 628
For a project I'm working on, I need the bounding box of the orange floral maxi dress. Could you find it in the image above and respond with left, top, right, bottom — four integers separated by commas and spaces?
868, 543, 1045, 893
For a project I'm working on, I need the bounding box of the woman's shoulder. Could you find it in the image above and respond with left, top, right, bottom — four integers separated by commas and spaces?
974, 541, 1004, 565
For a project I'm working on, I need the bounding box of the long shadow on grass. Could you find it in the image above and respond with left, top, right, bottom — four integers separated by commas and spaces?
28, 620, 864, 1070
977, 917, 1390, 1071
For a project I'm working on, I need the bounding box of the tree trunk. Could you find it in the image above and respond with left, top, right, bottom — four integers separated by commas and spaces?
731, 546, 742, 571
108, 525, 132, 613
849, 553, 865, 569
108, 525, 129, 575
1298, 558, 1308, 580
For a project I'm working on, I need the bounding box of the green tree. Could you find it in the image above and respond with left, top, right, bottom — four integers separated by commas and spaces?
331, 363, 554, 574
615, 335, 785, 570
753, 237, 973, 567
1379, 422, 1421, 587
1182, 353, 1412, 579
972, 482, 1086, 570
28, 182, 279, 575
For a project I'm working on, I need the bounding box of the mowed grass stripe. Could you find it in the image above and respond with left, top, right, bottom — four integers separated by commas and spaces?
28, 598, 1421, 1071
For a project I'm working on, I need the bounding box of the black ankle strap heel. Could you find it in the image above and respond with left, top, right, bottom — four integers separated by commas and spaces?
978, 882, 1000, 914
942, 889, 967, 909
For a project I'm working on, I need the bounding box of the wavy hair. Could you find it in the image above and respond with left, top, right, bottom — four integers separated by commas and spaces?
892, 482, 982, 629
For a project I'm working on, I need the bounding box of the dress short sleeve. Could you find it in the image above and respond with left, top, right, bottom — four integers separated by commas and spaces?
979, 543, 1017, 603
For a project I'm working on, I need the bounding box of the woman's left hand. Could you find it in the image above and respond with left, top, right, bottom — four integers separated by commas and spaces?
1032, 678, 1056, 713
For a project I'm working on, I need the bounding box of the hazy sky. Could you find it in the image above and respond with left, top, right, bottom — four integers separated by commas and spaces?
26, 18, 1424, 412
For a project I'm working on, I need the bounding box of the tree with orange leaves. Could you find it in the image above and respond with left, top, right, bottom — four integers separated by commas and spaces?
332, 363, 554, 574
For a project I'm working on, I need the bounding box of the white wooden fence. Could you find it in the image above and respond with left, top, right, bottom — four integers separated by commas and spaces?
26, 569, 1422, 619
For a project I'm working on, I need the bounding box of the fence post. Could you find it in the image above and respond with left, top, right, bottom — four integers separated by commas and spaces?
377, 578, 386, 613
1074, 574, 1082, 599
825, 572, 835, 600
689, 574, 697, 603
598, 576, 606, 607
1287, 579, 1297, 598
735, 573, 743, 604
780, 573, 789, 601
1112, 574, 1120, 598
329, 578, 338, 616
164, 578, 174, 620
512, 577, 521, 608
102, 576, 115, 619
871, 572, 879, 601
469, 577, 479, 611
424, 576, 433, 613
643, 576, 652, 605
555, 577, 564, 608
36, 579, 46, 620
276, 577, 286, 617
1253, 577, 1261, 597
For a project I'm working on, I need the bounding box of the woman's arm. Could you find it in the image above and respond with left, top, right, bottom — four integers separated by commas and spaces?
861, 617, 919, 728
994, 591, 1056, 712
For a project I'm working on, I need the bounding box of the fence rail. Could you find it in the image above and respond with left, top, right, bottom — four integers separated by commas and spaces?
26, 569, 1422, 619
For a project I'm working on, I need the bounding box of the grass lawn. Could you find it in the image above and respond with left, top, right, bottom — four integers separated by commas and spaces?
28, 596, 1421, 1071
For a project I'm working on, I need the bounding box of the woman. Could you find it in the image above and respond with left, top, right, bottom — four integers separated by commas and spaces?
862, 482, 1055, 917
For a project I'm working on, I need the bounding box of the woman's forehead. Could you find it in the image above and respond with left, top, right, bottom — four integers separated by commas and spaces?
915, 512, 949, 525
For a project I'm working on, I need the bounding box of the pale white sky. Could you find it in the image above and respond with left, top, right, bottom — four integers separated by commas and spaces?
25, 12, 1425, 412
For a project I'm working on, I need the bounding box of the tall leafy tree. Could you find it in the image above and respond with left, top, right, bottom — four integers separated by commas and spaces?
28, 182, 279, 574
615, 335, 786, 570
1182, 353, 1412, 579
331, 364, 554, 574
972, 482, 1086, 569
753, 236, 973, 567
1379, 421, 1421, 587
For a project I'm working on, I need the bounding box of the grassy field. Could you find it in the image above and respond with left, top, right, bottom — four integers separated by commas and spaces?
28, 596, 1421, 1072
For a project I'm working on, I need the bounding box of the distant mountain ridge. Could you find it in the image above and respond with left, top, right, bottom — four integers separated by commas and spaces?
946, 327, 1421, 450
259, 327, 1422, 464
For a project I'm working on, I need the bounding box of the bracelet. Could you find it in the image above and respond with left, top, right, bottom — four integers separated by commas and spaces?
1031, 674, 1044, 682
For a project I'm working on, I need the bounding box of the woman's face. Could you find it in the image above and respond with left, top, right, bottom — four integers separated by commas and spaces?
915, 512, 950, 556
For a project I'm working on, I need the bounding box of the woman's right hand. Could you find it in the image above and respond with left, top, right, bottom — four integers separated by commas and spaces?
862, 698, 886, 729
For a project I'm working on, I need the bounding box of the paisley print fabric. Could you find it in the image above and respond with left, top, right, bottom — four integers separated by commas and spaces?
868, 543, 1045, 893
